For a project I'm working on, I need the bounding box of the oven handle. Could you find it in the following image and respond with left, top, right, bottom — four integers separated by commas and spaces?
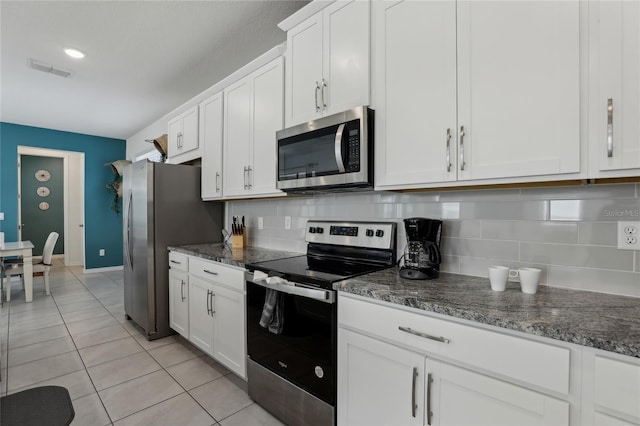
247, 276, 336, 304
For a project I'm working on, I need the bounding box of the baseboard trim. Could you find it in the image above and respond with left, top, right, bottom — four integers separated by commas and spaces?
83, 265, 124, 274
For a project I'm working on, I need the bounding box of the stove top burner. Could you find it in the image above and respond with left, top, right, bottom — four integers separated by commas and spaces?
246, 255, 390, 290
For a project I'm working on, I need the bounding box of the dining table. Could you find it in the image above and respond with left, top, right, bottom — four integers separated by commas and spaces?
0, 240, 35, 303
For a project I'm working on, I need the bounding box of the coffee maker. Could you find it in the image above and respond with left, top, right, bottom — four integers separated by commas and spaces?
399, 217, 443, 280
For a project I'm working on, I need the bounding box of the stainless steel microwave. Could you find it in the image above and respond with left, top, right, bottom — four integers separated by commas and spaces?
276, 106, 374, 193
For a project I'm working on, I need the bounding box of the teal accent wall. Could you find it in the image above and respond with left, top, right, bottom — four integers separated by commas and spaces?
0, 122, 126, 269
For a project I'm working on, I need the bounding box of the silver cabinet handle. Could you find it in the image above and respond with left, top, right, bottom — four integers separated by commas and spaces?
170, 260, 182, 265
459, 125, 466, 171
315, 81, 321, 112
607, 98, 614, 158
177, 132, 183, 149
427, 373, 433, 425
446, 128, 452, 172
243, 166, 248, 189
211, 292, 216, 314
203, 269, 218, 276
247, 165, 252, 189
215, 172, 220, 192
180, 279, 186, 302
398, 326, 450, 344
321, 78, 327, 110
334, 123, 346, 173
206, 290, 212, 315
411, 367, 418, 418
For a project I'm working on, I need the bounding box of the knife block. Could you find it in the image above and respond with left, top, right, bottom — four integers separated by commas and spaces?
231, 230, 246, 249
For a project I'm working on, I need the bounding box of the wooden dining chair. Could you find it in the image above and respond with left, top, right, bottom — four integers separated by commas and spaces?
3, 232, 59, 301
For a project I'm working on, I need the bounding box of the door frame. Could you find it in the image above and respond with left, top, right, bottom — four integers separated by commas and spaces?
17, 146, 85, 267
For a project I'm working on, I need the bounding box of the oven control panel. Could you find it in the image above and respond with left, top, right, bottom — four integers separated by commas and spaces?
306, 221, 396, 250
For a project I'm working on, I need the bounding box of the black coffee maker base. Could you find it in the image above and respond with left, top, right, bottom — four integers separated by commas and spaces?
399, 267, 439, 280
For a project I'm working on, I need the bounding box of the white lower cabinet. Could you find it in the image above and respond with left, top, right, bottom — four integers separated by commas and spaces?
168, 269, 189, 338
169, 252, 247, 379
338, 294, 571, 426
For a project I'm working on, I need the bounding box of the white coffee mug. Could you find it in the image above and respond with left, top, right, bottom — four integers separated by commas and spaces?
488, 266, 518, 292
519, 268, 542, 294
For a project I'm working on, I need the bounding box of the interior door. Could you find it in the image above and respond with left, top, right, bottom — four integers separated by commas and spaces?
20, 155, 64, 256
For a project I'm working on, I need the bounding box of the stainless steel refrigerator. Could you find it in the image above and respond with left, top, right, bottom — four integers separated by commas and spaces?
123, 160, 223, 340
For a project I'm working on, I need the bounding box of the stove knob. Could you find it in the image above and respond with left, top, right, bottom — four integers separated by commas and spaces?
309, 227, 316, 234
375, 229, 384, 237
366, 229, 374, 237
317, 227, 324, 234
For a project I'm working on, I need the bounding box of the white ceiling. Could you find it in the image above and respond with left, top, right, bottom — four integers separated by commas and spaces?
0, 1, 309, 140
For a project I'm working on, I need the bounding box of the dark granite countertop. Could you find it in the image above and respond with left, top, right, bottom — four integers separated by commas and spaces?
168, 243, 302, 269
336, 268, 640, 358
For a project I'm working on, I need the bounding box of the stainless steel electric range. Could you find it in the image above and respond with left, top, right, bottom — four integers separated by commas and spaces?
245, 220, 397, 426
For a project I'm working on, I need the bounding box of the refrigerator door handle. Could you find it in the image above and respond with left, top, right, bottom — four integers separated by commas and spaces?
126, 191, 134, 268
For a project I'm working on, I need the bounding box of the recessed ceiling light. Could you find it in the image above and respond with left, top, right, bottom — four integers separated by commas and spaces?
64, 48, 86, 59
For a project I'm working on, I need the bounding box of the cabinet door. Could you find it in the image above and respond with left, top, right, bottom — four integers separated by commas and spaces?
457, 1, 580, 181
167, 115, 182, 159
188, 276, 214, 356
323, 0, 370, 116
250, 58, 284, 197
285, 12, 323, 126
223, 77, 252, 197
201, 92, 224, 200
428, 359, 569, 426
338, 328, 424, 426
180, 105, 199, 154
592, 1, 640, 173
168, 270, 189, 338
211, 284, 246, 379
374, 0, 457, 189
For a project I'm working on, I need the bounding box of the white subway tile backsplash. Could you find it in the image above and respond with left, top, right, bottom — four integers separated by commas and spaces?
481, 220, 578, 244
228, 182, 640, 297
578, 223, 618, 246
520, 243, 634, 271
547, 266, 640, 297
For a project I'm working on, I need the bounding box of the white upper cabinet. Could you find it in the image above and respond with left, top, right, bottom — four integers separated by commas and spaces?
284, 0, 370, 127
374, 0, 457, 187
167, 105, 200, 163
200, 92, 224, 200
223, 57, 285, 199
590, 1, 640, 176
374, 0, 581, 190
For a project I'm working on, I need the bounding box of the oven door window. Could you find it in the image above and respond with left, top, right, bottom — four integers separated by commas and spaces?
246, 281, 336, 404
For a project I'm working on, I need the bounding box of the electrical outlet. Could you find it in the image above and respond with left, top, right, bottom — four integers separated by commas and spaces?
617, 221, 640, 250
0, 212, 4, 220
284, 216, 291, 230
99, 249, 105, 256
258, 217, 264, 230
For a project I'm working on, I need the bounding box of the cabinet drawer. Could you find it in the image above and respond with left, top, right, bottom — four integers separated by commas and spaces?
169, 251, 188, 272
595, 356, 640, 420
190, 257, 244, 292
338, 295, 570, 395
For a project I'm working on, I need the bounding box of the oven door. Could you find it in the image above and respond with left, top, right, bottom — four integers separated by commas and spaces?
246, 276, 336, 405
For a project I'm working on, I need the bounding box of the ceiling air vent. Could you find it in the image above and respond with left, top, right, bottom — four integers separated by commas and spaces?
27, 58, 72, 78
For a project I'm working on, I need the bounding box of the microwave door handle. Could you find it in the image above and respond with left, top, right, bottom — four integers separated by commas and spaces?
334, 123, 346, 173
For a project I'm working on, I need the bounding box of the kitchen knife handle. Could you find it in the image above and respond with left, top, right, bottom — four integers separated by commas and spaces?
399, 326, 450, 344
459, 125, 466, 171
315, 81, 321, 112
446, 128, 452, 172
411, 367, 418, 418
607, 98, 613, 158
427, 373, 433, 425
215, 172, 220, 192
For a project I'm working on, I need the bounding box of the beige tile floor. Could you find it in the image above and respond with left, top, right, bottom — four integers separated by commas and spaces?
0, 259, 283, 426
